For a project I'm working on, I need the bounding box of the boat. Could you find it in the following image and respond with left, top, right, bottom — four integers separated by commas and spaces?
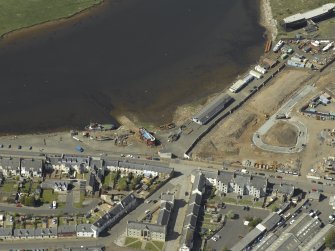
139, 128, 156, 146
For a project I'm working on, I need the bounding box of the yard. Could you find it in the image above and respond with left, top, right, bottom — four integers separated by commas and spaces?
41, 189, 57, 204
0, 181, 17, 193
0, 0, 103, 37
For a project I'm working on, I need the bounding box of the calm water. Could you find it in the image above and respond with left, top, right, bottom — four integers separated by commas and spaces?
0, 0, 265, 134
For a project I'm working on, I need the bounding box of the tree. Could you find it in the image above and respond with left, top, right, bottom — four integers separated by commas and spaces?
325, 229, 335, 249
116, 177, 128, 191
249, 218, 262, 229
21, 195, 36, 207
209, 187, 216, 199
226, 210, 235, 219
130, 175, 142, 190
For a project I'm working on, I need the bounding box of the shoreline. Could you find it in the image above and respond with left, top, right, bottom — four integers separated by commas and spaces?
0, 0, 106, 46
259, 0, 278, 41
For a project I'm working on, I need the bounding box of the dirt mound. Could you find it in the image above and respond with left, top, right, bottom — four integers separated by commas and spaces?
262, 121, 298, 147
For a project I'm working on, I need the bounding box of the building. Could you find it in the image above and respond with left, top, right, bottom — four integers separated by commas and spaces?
271, 183, 295, 202
57, 225, 76, 237
106, 159, 173, 179
35, 228, 57, 239
48, 155, 90, 174
231, 213, 281, 251
282, 3, 335, 30
20, 158, 43, 177
0, 157, 20, 177
126, 192, 174, 241
215, 171, 268, 198
92, 193, 139, 238
76, 224, 95, 238
192, 94, 234, 125
127, 222, 166, 241
0, 228, 13, 240
179, 172, 205, 251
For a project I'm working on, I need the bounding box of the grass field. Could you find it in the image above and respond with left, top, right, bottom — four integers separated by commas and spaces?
0, 0, 103, 37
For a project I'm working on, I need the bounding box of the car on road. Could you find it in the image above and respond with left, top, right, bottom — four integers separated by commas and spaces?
17, 145, 22, 149
16, 203, 22, 208
290, 219, 296, 225
145, 200, 152, 204
8, 144, 11, 148
276, 176, 283, 179
0, 144, 3, 148
29, 146, 32, 150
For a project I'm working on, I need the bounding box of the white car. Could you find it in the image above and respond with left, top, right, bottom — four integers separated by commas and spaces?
211, 236, 218, 242
290, 219, 296, 225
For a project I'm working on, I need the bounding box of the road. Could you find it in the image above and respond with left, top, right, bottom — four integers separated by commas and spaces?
252, 84, 315, 154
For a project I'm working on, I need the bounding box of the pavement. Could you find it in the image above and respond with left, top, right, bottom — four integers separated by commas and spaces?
252, 84, 315, 154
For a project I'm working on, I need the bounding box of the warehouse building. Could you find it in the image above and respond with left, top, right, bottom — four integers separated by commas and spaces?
192, 94, 234, 125
282, 3, 335, 30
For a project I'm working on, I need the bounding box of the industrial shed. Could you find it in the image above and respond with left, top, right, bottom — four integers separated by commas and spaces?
192, 94, 234, 125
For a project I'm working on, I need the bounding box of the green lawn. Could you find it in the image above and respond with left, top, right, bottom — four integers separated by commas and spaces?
1, 182, 17, 193
124, 237, 138, 246
0, 0, 103, 37
41, 189, 57, 203
152, 241, 164, 250
145, 242, 158, 251
127, 240, 142, 249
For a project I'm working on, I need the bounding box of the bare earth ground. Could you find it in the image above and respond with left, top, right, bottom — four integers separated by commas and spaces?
192, 69, 311, 162
262, 121, 298, 147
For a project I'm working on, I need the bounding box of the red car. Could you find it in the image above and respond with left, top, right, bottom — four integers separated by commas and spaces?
16, 203, 22, 208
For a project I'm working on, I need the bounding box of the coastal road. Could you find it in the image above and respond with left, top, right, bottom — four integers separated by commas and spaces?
252, 84, 315, 154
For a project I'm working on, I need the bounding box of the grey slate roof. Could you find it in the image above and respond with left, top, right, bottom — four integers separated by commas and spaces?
179, 227, 194, 249
231, 227, 264, 251
260, 212, 282, 231
0, 228, 13, 237
186, 203, 200, 217
57, 225, 76, 234
76, 224, 94, 233
0, 157, 20, 169
183, 214, 198, 229
157, 209, 170, 226
217, 171, 234, 184
35, 227, 57, 237
189, 193, 202, 205
273, 183, 295, 196
14, 228, 35, 238
193, 172, 206, 192
21, 158, 43, 171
